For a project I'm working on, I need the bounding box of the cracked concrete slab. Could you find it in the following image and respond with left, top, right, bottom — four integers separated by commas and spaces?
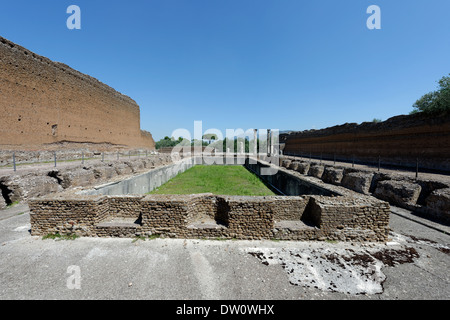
244, 241, 419, 295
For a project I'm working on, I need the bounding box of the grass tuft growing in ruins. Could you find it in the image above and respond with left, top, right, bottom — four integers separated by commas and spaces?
132, 234, 161, 243
42, 233, 79, 241
148, 165, 276, 196
7, 201, 20, 208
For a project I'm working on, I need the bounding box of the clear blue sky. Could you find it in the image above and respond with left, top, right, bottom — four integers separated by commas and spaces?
1, 0, 449, 141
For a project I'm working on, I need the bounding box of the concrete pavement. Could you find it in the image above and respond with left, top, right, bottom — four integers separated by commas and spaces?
0, 205, 449, 300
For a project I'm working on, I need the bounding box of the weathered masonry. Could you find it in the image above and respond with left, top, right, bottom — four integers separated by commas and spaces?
280, 113, 450, 172
0, 36, 154, 150
29, 157, 391, 242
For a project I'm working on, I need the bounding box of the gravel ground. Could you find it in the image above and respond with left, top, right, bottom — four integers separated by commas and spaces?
0, 204, 449, 302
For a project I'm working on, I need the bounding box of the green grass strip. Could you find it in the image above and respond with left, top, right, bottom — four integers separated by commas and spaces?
148, 165, 275, 196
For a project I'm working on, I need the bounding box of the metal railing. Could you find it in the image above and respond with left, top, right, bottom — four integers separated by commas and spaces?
282, 151, 450, 179
0, 150, 158, 172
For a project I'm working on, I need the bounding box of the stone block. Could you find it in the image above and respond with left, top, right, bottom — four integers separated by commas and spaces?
289, 161, 301, 171
54, 166, 97, 189
425, 188, 450, 221
374, 180, 422, 207
114, 163, 133, 175
295, 162, 310, 175
92, 163, 118, 181
308, 165, 324, 179
370, 173, 392, 193
341, 171, 374, 195
281, 159, 292, 168
125, 160, 145, 173
322, 167, 344, 185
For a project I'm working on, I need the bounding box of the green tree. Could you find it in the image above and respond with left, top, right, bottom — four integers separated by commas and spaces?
412, 74, 450, 115
155, 136, 187, 149
190, 139, 209, 147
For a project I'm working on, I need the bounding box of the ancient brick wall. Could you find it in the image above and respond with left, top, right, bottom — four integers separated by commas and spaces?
270, 196, 310, 221
281, 113, 450, 172
0, 36, 155, 150
29, 195, 108, 236
108, 196, 145, 219
306, 196, 390, 242
29, 193, 391, 242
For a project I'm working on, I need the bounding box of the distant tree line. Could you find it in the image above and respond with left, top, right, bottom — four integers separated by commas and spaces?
155, 135, 262, 152
208, 137, 261, 153
411, 74, 450, 115
155, 136, 184, 149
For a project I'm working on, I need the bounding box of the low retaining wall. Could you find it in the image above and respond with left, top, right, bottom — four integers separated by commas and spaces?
29, 193, 390, 242
83, 157, 195, 195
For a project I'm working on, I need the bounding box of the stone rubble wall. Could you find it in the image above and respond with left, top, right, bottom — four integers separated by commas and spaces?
280, 157, 450, 223
308, 196, 390, 242
0, 154, 174, 209
268, 196, 310, 221
28, 193, 391, 242
29, 195, 108, 236
108, 196, 145, 219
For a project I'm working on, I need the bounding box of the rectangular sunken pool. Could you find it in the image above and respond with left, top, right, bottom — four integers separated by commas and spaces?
148, 165, 276, 196
29, 156, 391, 242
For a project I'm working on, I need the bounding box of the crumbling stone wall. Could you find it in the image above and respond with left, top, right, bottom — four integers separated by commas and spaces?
225, 197, 275, 240
0, 36, 155, 150
29, 193, 391, 242
108, 195, 145, 219
280, 156, 450, 223
306, 196, 390, 242
29, 195, 109, 236
0, 154, 174, 206
270, 196, 310, 221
